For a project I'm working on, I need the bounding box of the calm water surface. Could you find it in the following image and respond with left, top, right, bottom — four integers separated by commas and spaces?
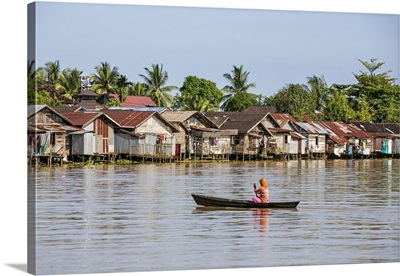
29, 159, 400, 275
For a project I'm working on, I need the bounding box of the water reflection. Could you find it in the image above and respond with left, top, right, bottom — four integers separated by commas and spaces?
31, 159, 400, 275
253, 209, 269, 233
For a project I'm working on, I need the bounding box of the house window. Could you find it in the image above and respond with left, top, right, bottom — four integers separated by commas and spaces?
315, 136, 319, 146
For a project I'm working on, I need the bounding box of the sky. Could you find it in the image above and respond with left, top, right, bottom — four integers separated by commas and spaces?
1, 2, 400, 276
30, 0, 399, 97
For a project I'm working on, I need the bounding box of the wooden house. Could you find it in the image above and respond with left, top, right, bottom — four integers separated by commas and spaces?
206, 111, 273, 160
27, 104, 80, 164
294, 121, 327, 158
61, 111, 118, 161
161, 110, 225, 159
270, 113, 307, 158
102, 110, 179, 159
316, 122, 349, 157
350, 121, 400, 155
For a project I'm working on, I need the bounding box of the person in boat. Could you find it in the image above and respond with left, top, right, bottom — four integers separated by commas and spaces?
252, 177, 270, 203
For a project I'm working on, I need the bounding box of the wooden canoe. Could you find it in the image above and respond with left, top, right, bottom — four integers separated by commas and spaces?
191, 194, 299, 209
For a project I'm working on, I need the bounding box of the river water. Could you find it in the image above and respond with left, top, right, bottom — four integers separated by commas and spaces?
29, 159, 399, 275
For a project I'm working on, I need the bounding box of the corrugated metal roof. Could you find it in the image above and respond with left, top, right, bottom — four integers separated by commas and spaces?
102, 110, 155, 128
121, 96, 156, 107
108, 106, 167, 113
295, 122, 327, 134
161, 110, 198, 122
62, 112, 102, 127
28, 123, 81, 133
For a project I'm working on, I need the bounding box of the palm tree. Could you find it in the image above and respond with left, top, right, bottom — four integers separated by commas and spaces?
90, 61, 119, 95
43, 60, 61, 85
182, 98, 217, 113
115, 74, 132, 102
56, 68, 83, 100
221, 65, 256, 110
138, 63, 178, 107
306, 74, 330, 113
128, 82, 151, 96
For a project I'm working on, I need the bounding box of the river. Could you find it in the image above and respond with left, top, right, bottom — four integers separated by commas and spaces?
29, 159, 400, 275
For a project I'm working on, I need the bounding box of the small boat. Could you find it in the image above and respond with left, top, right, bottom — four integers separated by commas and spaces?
191, 194, 300, 209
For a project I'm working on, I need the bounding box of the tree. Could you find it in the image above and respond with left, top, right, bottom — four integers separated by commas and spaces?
221, 65, 256, 110
139, 63, 178, 107
128, 82, 150, 96
306, 74, 330, 113
323, 89, 355, 122
352, 58, 400, 123
115, 74, 132, 102
56, 68, 82, 100
265, 84, 316, 121
223, 91, 259, 112
177, 76, 223, 111
43, 60, 61, 86
90, 61, 120, 95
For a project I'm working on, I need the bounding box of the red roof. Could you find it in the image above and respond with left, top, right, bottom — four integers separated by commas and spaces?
122, 96, 156, 107
102, 110, 155, 128
62, 112, 101, 127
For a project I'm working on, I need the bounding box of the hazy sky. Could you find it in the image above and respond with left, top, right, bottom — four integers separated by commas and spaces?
31, 1, 399, 97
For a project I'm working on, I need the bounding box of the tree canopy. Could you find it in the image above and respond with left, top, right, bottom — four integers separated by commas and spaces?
176, 75, 223, 112
28, 58, 399, 123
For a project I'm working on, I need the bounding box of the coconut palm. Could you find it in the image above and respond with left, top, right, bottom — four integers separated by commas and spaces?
56, 68, 83, 100
182, 98, 218, 113
128, 82, 151, 96
43, 60, 61, 85
221, 65, 256, 110
90, 61, 120, 95
115, 74, 132, 102
138, 63, 178, 107
306, 74, 330, 112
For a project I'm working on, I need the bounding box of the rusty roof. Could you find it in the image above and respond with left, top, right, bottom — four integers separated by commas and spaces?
295, 122, 328, 135
271, 113, 298, 126
319, 121, 371, 140
62, 112, 103, 127
122, 96, 156, 107
102, 110, 179, 132
102, 110, 155, 128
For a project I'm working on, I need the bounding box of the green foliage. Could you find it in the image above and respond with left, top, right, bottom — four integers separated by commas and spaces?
34, 90, 62, 106
224, 92, 259, 112
128, 82, 150, 96
265, 84, 316, 121
351, 58, 399, 123
90, 61, 120, 95
105, 98, 122, 108
28, 58, 398, 123
221, 65, 256, 111
139, 63, 178, 108
56, 68, 83, 100
177, 75, 223, 111
323, 90, 355, 121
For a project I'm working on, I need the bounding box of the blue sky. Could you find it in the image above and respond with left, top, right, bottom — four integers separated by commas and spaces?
31, 1, 399, 97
